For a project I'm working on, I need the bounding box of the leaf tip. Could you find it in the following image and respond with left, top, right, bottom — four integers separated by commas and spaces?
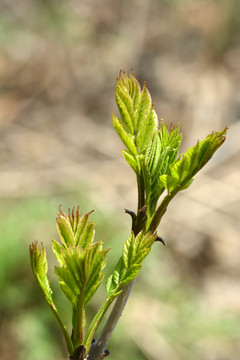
58, 204, 65, 216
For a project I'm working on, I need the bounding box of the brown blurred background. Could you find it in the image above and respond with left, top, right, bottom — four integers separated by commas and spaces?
0, 0, 240, 359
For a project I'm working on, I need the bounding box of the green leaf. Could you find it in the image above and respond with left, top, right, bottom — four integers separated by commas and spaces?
145, 132, 162, 175
30, 241, 74, 355
59, 281, 78, 308
105, 275, 114, 295
169, 127, 227, 188
55, 242, 109, 307
67, 206, 80, 233
55, 265, 80, 308
122, 150, 140, 174
131, 248, 150, 265
136, 82, 152, 130
136, 105, 158, 154
125, 232, 156, 267
57, 211, 75, 247
77, 221, 95, 249
113, 71, 159, 167
159, 120, 182, 166
52, 239, 65, 266
122, 233, 135, 269
120, 264, 142, 286
116, 85, 136, 132
29, 241, 53, 305
84, 273, 104, 306
148, 128, 227, 232
84, 246, 110, 305
159, 174, 179, 194
106, 257, 125, 297
170, 156, 189, 184
112, 115, 138, 156
113, 257, 126, 286
140, 121, 183, 219
142, 132, 163, 214
74, 211, 92, 247
56, 207, 96, 249
194, 128, 227, 171
129, 72, 141, 113
106, 232, 156, 297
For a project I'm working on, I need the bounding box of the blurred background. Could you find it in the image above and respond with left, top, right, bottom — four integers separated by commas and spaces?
0, 0, 240, 359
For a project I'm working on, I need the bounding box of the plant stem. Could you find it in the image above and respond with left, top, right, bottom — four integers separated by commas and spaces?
84, 297, 114, 353
72, 308, 77, 346
137, 174, 145, 211
149, 191, 176, 232
77, 292, 86, 345
50, 304, 74, 356
88, 281, 135, 360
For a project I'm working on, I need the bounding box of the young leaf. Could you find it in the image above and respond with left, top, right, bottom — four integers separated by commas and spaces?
169, 127, 227, 188
112, 115, 138, 156
122, 150, 140, 174
56, 207, 95, 249
30, 241, 53, 305
52, 239, 65, 266
170, 155, 189, 184
105, 274, 114, 295
57, 210, 75, 247
129, 72, 141, 113
113, 71, 159, 168
59, 281, 78, 308
116, 84, 136, 132
122, 233, 135, 269
106, 231, 156, 298
84, 245, 110, 305
149, 128, 227, 232
120, 263, 142, 286
140, 121, 183, 219
159, 120, 182, 166
75, 210, 94, 248
55, 242, 109, 307
158, 174, 179, 194
29, 241, 74, 355
77, 221, 95, 249
136, 105, 158, 154
136, 82, 152, 131
105, 256, 126, 298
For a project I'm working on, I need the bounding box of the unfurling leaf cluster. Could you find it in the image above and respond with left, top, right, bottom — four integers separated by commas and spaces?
113, 71, 227, 232
30, 206, 156, 359
30, 207, 111, 358
30, 71, 227, 360
54, 207, 109, 310
112, 72, 158, 175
